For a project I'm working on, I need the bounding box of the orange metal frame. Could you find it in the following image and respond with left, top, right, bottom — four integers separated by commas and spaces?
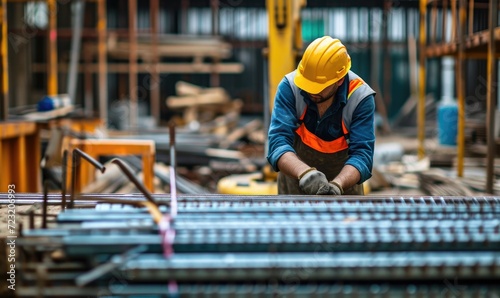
0, 122, 41, 192
66, 139, 156, 193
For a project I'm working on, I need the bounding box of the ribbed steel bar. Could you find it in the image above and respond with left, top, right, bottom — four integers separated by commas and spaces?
17, 283, 500, 298
2, 193, 500, 204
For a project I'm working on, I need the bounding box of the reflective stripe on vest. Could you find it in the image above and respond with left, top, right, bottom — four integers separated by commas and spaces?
296, 112, 350, 153
284, 70, 375, 154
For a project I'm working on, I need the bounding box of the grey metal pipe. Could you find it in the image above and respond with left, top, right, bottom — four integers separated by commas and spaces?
67, 0, 85, 104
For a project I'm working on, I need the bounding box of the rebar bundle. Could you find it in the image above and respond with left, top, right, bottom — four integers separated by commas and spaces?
14, 194, 500, 297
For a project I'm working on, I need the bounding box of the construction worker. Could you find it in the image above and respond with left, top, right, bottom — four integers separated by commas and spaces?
267, 36, 375, 195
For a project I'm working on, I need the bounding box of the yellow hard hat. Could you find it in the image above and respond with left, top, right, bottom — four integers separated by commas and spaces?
294, 36, 351, 94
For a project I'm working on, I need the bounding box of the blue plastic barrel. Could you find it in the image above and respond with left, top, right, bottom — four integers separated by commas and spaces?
437, 99, 458, 146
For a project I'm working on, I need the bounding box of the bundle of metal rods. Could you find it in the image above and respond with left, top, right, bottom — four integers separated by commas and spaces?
14, 194, 500, 297
12, 125, 500, 296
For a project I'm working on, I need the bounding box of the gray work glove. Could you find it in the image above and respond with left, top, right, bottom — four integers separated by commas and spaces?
325, 181, 343, 195
298, 167, 332, 195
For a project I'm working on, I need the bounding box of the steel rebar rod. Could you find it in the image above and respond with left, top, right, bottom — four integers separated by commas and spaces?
110, 158, 157, 207
69, 149, 106, 209
61, 150, 68, 210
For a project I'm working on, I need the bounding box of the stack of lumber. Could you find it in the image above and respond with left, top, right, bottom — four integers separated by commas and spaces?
106, 33, 233, 62
81, 34, 244, 74
166, 81, 243, 135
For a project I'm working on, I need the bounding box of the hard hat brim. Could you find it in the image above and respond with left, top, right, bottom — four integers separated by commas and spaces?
294, 73, 338, 95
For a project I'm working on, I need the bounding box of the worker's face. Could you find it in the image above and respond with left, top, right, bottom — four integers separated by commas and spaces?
308, 81, 340, 104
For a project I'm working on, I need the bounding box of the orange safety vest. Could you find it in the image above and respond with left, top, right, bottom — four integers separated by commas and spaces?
284, 70, 375, 154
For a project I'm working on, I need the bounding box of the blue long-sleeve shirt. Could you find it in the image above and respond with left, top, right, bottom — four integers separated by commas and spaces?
266, 75, 375, 184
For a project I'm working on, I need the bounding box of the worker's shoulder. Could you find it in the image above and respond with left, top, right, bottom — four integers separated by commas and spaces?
278, 74, 295, 92
347, 71, 376, 98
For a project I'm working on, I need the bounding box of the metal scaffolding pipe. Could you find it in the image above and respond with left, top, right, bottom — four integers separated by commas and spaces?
67, 0, 85, 104
97, 0, 108, 122
418, 0, 427, 159
456, 0, 467, 177
149, 0, 160, 125
128, 0, 138, 129
486, 0, 498, 194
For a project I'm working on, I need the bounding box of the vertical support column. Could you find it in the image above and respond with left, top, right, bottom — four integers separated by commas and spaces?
47, 0, 58, 95
486, 0, 498, 194
210, 0, 220, 87
431, 0, 438, 43
0, 139, 3, 186
468, 0, 474, 36
451, 0, 457, 42
26, 128, 41, 192
0, 0, 8, 121
442, 0, 448, 43
180, 0, 189, 35
97, 0, 108, 124
150, 0, 160, 125
142, 150, 155, 192
456, 0, 466, 177
382, 0, 392, 112
12, 4, 28, 108
12, 135, 26, 191
266, 0, 295, 113
211, 0, 219, 36
128, 0, 138, 129
84, 49, 94, 116
67, 0, 85, 105
418, 0, 427, 159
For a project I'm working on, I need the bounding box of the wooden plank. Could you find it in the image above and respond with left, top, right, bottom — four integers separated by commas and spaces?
21, 106, 74, 121
32, 62, 244, 74
175, 81, 204, 96
166, 89, 230, 108
219, 118, 263, 149
108, 41, 232, 60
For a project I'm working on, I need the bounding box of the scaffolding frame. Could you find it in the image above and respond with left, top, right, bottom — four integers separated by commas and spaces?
419, 0, 499, 193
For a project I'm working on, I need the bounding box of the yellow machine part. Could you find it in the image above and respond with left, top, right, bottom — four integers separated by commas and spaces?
217, 172, 278, 195
218, 172, 371, 195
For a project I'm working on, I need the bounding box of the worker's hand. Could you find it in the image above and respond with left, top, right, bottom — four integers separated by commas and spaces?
298, 167, 331, 195
325, 181, 343, 195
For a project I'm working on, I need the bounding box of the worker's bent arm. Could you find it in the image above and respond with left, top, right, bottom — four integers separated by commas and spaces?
276, 152, 311, 180
267, 78, 301, 171
345, 95, 376, 183
331, 164, 361, 192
